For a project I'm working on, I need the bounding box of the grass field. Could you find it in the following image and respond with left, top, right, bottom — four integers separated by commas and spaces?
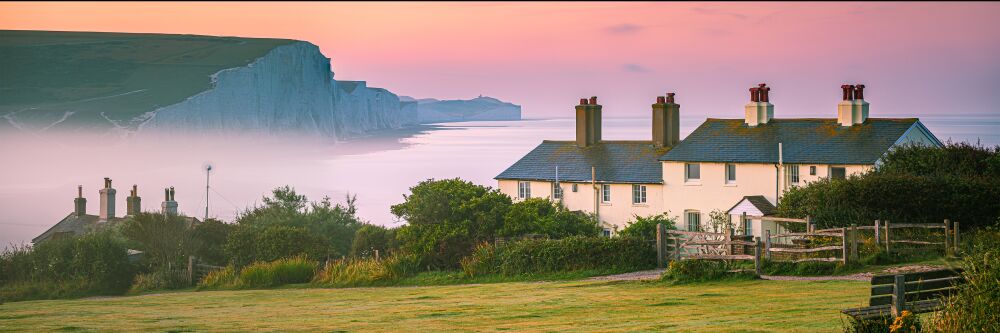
0, 279, 868, 332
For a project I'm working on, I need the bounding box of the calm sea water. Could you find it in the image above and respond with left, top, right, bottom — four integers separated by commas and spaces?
1, 115, 997, 245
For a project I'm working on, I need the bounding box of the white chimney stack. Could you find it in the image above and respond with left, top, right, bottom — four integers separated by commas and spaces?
838, 84, 869, 126
162, 187, 178, 215
99, 177, 116, 221
745, 83, 774, 127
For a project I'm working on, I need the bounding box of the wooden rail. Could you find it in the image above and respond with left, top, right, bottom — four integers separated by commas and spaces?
656, 225, 763, 275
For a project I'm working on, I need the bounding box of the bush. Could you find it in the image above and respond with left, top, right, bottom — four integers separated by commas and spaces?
129, 269, 190, 293
197, 256, 318, 290
932, 227, 1000, 332
776, 143, 1000, 229
0, 232, 136, 301
190, 218, 233, 266
349, 224, 398, 258
225, 225, 328, 267
619, 213, 676, 241
313, 254, 421, 287
660, 260, 756, 283
460, 236, 655, 276
500, 198, 600, 238
120, 212, 194, 269
392, 178, 512, 269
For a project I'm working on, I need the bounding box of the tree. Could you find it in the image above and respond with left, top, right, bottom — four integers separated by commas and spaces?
225, 225, 328, 266
619, 213, 677, 241
708, 209, 733, 234
391, 178, 512, 268
190, 218, 233, 265
349, 224, 398, 258
120, 212, 194, 268
500, 198, 600, 238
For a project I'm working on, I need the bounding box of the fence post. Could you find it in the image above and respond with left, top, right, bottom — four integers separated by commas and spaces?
375, 249, 380, 262
187, 256, 195, 285
954, 221, 960, 255
884, 220, 891, 255
891, 274, 906, 317
944, 219, 951, 256
754, 236, 762, 276
841, 227, 849, 265
850, 224, 858, 261
805, 216, 812, 233
874, 220, 881, 245
656, 223, 665, 268
764, 230, 772, 260
724, 227, 732, 256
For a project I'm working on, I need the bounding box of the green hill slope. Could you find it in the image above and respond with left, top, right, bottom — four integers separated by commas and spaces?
0, 30, 295, 132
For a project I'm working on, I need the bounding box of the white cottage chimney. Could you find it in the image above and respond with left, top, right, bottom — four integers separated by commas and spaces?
652, 93, 680, 147
98, 177, 116, 221
745, 83, 774, 127
162, 187, 178, 215
838, 84, 870, 126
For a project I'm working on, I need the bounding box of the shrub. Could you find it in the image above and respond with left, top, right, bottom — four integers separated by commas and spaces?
313, 253, 421, 287
660, 260, 756, 283
190, 218, 233, 266
459, 236, 655, 277
619, 213, 676, 241
197, 256, 318, 290
392, 178, 512, 269
500, 198, 600, 239
349, 224, 398, 258
932, 226, 1000, 332
225, 225, 328, 267
129, 269, 190, 293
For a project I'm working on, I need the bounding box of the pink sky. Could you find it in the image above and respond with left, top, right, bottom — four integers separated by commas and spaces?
2, 2, 999, 118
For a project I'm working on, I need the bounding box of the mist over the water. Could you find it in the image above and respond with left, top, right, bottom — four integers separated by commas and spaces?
2, 115, 998, 246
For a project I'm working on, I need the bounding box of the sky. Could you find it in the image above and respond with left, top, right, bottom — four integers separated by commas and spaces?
2, 2, 1000, 119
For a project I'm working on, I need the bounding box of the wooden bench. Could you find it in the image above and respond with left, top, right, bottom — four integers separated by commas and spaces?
841, 268, 964, 321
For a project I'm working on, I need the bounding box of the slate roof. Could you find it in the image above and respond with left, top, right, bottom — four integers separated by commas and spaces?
33, 212, 201, 244
727, 195, 777, 216
659, 118, 932, 164
495, 141, 670, 184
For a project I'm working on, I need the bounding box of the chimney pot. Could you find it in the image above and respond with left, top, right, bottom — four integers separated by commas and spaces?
656, 96, 665, 104
841, 85, 853, 101
580, 98, 588, 105
750, 87, 760, 103
855, 84, 865, 100
589, 96, 598, 105
761, 86, 771, 103
666, 92, 676, 104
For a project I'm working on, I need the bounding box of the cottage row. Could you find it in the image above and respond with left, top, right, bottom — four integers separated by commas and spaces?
495, 84, 941, 238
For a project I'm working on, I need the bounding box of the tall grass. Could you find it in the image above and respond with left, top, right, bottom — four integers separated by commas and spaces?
931, 227, 1000, 332
313, 253, 421, 287
197, 256, 318, 290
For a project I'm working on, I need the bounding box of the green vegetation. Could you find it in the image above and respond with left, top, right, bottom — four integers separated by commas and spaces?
0, 30, 294, 132
120, 212, 193, 268
661, 260, 756, 283
932, 226, 1000, 332
777, 143, 1000, 229
313, 254, 422, 287
349, 224, 398, 258
198, 256, 317, 290
0, 279, 869, 332
0, 232, 135, 302
460, 236, 655, 277
501, 197, 600, 238
618, 213, 676, 240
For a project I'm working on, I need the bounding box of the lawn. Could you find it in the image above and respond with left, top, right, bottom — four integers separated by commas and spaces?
0, 279, 867, 332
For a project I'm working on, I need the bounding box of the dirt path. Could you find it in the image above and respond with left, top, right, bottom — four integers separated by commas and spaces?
587, 264, 949, 282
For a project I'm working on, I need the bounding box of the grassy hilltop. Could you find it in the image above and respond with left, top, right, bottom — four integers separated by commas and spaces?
0, 30, 295, 132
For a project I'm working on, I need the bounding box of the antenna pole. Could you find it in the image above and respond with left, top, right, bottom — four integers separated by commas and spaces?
205, 166, 211, 221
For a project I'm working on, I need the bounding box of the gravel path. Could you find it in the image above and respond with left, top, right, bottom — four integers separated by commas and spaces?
587, 264, 949, 282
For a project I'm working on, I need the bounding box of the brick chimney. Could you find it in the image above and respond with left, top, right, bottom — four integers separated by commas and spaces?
74, 185, 87, 216
98, 177, 116, 222
126, 184, 141, 216
652, 93, 680, 147
745, 83, 774, 127
838, 84, 870, 126
161, 187, 178, 215
575, 96, 603, 147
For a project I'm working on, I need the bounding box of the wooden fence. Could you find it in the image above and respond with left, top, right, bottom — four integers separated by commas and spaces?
187, 256, 224, 285
655, 224, 762, 275
766, 228, 849, 264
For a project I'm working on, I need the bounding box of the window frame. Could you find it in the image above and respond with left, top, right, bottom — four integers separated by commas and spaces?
552, 182, 563, 199
743, 216, 753, 236
685, 163, 701, 182
572, 183, 578, 192
725, 163, 737, 184
809, 165, 817, 176
685, 210, 701, 232
601, 184, 611, 203
518, 181, 531, 199
631, 184, 647, 204
788, 164, 800, 184
830, 166, 847, 180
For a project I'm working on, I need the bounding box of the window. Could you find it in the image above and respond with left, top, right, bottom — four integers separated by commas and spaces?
572, 184, 578, 192
602, 229, 612, 237
601, 184, 611, 203
552, 182, 563, 199
685, 163, 701, 181
725, 163, 737, 184
809, 166, 817, 176
518, 181, 531, 199
743, 216, 753, 235
632, 184, 646, 204
830, 167, 847, 180
787, 164, 800, 183
685, 211, 701, 231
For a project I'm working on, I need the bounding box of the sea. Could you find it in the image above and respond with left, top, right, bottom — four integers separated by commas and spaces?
1, 115, 997, 246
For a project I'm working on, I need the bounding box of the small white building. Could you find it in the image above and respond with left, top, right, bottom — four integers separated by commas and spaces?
496, 84, 942, 238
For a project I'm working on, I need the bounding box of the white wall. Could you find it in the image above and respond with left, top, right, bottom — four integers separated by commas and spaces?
498, 179, 664, 233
